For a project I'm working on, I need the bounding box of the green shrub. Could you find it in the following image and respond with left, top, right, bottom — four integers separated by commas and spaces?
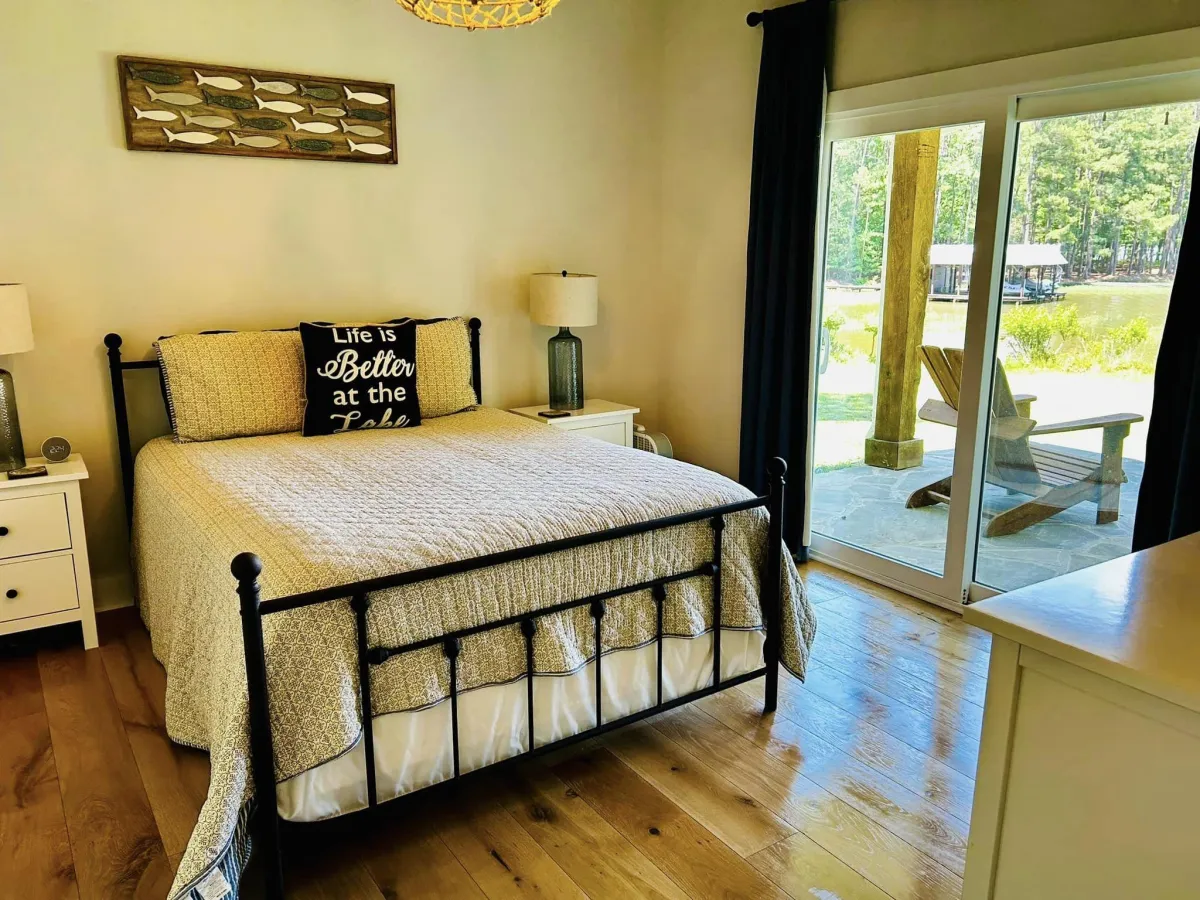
1002, 306, 1056, 366
1101, 317, 1151, 372
1051, 305, 1086, 342
1104, 317, 1149, 357
823, 311, 852, 362
1002, 304, 1089, 368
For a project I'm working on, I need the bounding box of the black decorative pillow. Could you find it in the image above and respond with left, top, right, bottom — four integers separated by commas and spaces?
300, 322, 422, 436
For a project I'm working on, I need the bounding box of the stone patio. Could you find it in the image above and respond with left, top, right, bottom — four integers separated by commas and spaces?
811, 447, 1142, 593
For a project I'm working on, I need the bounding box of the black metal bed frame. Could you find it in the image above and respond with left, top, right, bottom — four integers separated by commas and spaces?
103, 320, 785, 900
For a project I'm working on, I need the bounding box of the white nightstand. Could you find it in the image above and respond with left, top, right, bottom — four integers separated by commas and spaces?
510, 400, 640, 448
0, 455, 96, 649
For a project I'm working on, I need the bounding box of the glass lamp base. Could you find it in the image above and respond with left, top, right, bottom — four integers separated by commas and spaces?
548, 327, 584, 411
0, 369, 25, 472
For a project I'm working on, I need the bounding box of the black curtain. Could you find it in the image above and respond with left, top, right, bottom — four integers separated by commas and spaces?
1132, 129, 1200, 551
738, 0, 830, 555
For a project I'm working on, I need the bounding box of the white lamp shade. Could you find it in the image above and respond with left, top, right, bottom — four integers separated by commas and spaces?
529, 272, 598, 328
0, 285, 33, 355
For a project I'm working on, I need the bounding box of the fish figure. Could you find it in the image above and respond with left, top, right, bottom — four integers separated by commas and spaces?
346, 107, 388, 122
231, 132, 282, 148
287, 136, 334, 152
344, 86, 388, 105
290, 117, 338, 134
203, 90, 256, 110
127, 65, 184, 85
255, 96, 305, 114
299, 84, 341, 102
133, 106, 177, 122
339, 120, 383, 138
146, 87, 203, 107
347, 139, 391, 156
194, 70, 244, 91
162, 127, 219, 145
310, 105, 347, 118
182, 111, 236, 129
237, 114, 287, 130
251, 76, 297, 95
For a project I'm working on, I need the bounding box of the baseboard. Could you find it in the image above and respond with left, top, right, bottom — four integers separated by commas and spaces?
93, 570, 135, 612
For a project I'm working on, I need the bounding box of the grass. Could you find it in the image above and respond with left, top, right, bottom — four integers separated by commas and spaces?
816, 392, 874, 422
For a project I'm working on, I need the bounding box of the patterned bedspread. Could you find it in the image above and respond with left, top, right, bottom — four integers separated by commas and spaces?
131, 407, 815, 899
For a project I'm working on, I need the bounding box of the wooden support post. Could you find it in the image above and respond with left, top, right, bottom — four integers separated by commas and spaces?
865, 128, 941, 470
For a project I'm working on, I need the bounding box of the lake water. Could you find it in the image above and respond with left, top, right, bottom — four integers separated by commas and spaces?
824, 281, 1172, 367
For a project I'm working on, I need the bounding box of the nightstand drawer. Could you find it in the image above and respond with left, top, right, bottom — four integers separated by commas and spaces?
0, 555, 79, 624
570, 422, 628, 446
0, 493, 71, 561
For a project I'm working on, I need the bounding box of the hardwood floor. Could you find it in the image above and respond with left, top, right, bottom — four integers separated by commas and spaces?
0, 562, 989, 899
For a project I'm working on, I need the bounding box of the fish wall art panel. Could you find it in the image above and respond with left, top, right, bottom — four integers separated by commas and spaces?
118, 56, 396, 165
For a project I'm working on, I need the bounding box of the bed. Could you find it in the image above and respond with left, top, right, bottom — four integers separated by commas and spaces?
104, 322, 815, 900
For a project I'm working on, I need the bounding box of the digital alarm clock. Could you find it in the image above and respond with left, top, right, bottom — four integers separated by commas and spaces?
41, 436, 71, 463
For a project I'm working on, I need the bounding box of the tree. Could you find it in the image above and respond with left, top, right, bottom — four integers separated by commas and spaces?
823, 101, 1197, 286
1008, 101, 1198, 279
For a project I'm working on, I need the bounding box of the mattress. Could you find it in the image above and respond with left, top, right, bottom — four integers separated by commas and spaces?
131, 407, 814, 900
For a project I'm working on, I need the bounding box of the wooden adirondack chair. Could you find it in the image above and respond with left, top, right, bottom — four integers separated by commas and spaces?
906, 346, 1144, 537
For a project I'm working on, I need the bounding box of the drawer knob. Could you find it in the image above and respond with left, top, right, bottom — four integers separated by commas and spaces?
0, 526, 8, 536
4, 589, 16, 599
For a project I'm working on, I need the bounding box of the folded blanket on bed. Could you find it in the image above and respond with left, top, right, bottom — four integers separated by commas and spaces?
131, 407, 815, 899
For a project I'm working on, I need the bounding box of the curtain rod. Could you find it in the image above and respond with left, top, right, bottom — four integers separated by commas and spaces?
748, 0, 843, 24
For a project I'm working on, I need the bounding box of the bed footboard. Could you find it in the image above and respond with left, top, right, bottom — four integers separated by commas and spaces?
235, 457, 787, 900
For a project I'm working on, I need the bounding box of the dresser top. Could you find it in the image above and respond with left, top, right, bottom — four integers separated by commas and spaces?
1, 454, 88, 488
965, 532, 1200, 713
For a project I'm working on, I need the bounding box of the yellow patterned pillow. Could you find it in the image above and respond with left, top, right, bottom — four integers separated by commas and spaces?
156, 318, 476, 442
156, 331, 306, 443
414, 317, 477, 418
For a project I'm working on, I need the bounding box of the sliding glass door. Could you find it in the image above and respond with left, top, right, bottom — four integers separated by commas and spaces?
811, 124, 983, 578
807, 53, 1200, 607
973, 101, 1197, 592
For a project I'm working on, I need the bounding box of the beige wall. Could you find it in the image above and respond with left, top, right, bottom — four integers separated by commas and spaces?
831, 0, 1200, 90
0, 0, 664, 607
658, 0, 764, 477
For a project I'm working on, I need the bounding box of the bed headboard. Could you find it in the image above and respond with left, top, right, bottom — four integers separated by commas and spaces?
103, 317, 483, 530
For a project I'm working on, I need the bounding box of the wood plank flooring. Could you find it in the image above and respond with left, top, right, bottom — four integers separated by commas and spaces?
0, 562, 990, 899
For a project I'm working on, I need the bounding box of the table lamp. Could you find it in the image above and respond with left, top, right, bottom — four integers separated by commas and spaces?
529, 271, 598, 411
0, 285, 34, 471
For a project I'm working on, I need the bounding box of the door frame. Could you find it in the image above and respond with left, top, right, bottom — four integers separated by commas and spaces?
804, 27, 1200, 611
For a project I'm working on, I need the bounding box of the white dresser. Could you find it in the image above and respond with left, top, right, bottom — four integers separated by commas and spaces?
509, 400, 639, 447
0, 455, 96, 649
963, 533, 1200, 900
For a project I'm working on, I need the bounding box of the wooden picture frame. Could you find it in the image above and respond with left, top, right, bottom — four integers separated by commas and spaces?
117, 55, 397, 165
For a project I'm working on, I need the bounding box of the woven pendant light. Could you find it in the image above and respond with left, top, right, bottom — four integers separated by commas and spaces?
397, 0, 561, 29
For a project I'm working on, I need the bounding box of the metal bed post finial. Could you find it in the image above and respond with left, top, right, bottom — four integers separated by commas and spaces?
234, 552, 284, 900
762, 457, 787, 713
